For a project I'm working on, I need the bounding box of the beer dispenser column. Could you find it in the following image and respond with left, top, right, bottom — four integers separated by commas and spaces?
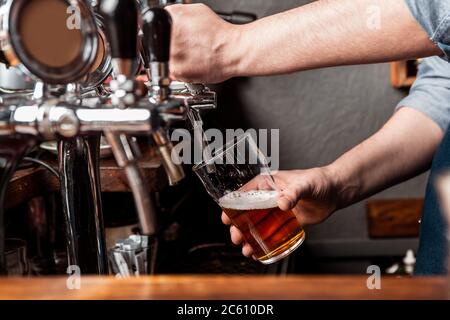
142, 7, 186, 186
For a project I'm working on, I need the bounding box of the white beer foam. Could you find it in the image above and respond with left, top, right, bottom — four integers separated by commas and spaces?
219, 190, 279, 210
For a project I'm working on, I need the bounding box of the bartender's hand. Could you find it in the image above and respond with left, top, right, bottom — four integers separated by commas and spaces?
166, 4, 240, 83
223, 108, 444, 258
222, 168, 341, 258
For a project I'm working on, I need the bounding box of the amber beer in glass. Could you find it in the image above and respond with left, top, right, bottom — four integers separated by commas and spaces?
193, 133, 305, 264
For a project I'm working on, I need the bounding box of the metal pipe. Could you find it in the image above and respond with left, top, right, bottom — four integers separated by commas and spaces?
1, 104, 154, 138
152, 128, 185, 185
104, 131, 158, 236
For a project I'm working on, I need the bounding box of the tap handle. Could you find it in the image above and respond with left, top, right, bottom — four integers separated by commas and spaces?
142, 7, 172, 64
99, 0, 139, 60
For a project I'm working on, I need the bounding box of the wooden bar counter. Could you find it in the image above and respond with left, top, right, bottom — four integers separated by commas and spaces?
0, 276, 447, 300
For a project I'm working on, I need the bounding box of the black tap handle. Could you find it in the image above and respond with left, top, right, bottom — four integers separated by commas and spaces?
142, 7, 172, 63
99, 0, 139, 59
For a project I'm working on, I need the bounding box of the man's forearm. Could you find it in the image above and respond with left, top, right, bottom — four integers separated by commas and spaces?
233, 0, 440, 77
325, 107, 443, 209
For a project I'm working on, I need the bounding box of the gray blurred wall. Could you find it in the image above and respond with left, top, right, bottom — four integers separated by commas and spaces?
200, 0, 426, 258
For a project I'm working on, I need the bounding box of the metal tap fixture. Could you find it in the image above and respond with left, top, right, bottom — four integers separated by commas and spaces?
139, 4, 218, 183
138, 0, 256, 128
0, 0, 221, 275
0, 0, 112, 275
98, 0, 160, 245
139, 1, 217, 116
0, 0, 145, 274
141, 6, 188, 186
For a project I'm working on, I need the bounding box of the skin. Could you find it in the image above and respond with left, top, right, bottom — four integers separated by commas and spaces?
167, 1, 440, 83
165, 1, 445, 257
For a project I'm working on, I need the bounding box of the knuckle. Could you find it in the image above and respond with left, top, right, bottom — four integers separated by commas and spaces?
222, 214, 231, 225
170, 68, 182, 79
193, 3, 207, 9
230, 227, 243, 243
166, 3, 182, 11
242, 244, 253, 257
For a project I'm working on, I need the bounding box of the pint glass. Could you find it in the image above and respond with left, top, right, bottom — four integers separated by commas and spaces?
193, 133, 305, 264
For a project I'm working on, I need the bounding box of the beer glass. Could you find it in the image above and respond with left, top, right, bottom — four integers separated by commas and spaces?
193, 133, 305, 264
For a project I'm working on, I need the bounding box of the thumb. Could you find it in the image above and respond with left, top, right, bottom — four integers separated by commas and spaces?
278, 184, 307, 211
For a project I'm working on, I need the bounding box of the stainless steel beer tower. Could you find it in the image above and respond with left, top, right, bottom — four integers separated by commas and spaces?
0, 0, 220, 276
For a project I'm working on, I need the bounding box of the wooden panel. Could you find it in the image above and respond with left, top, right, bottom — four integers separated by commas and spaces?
0, 276, 446, 300
97, 155, 168, 192
6, 168, 59, 209
390, 60, 419, 88
367, 199, 423, 238
5, 149, 168, 209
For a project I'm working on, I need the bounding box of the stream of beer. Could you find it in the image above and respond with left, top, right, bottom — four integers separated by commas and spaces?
187, 109, 216, 173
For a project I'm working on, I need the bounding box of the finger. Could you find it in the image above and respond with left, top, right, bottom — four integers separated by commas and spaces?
230, 226, 244, 245
278, 194, 291, 211
239, 175, 267, 191
278, 186, 304, 211
169, 73, 194, 84
221, 212, 232, 225
165, 3, 183, 12
271, 172, 288, 190
242, 242, 254, 257
278, 187, 300, 211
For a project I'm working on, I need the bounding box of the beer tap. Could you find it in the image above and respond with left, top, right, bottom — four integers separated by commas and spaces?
140, 5, 217, 174
141, 7, 186, 186
0, 0, 227, 276
99, 0, 158, 240
141, 0, 254, 116
0, 0, 198, 276
139, 4, 217, 117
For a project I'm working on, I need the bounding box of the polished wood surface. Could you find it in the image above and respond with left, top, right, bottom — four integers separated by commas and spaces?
6, 149, 167, 209
367, 199, 423, 238
0, 276, 447, 300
